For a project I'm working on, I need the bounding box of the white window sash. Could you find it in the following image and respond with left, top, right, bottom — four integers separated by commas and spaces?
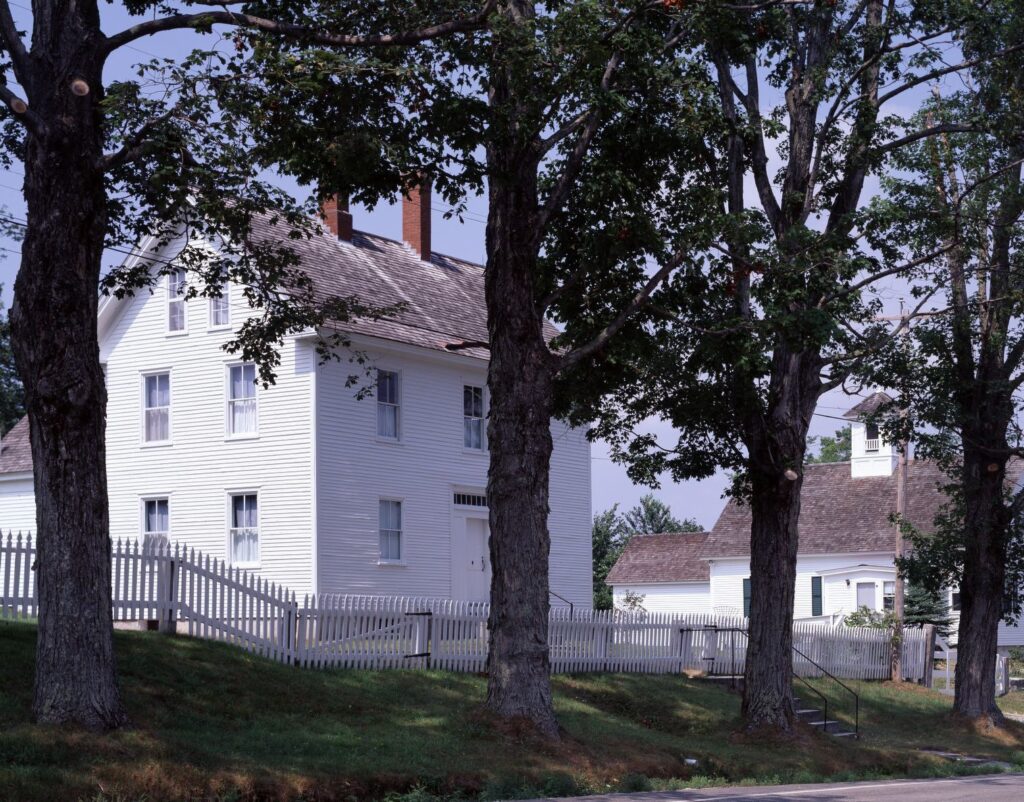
229, 494, 259, 565
463, 386, 485, 449
210, 286, 230, 327
167, 270, 187, 332
376, 371, 399, 439
143, 374, 171, 442
227, 365, 258, 436
377, 402, 399, 439
379, 500, 402, 561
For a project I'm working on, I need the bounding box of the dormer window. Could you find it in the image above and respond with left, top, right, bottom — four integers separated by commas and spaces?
865, 422, 880, 452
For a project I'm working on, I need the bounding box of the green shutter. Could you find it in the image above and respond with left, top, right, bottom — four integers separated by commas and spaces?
743, 577, 751, 618
811, 576, 823, 617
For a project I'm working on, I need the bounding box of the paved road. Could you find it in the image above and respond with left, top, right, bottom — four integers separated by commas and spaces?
525, 773, 1024, 801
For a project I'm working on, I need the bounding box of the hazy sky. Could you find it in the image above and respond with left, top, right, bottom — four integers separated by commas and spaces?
0, 6, 913, 530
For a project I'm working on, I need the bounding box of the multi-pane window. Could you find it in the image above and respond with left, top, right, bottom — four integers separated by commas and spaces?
227, 363, 258, 436
463, 385, 485, 450
377, 370, 399, 439
229, 493, 259, 566
167, 268, 186, 332
143, 498, 169, 552
811, 576, 823, 617
143, 373, 170, 442
865, 421, 880, 452
379, 499, 402, 562
883, 580, 896, 612
210, 283, 230, 328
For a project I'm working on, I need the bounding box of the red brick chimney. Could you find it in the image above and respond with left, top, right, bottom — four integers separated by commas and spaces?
402, 178, 431, 260
322, 195, 353, 241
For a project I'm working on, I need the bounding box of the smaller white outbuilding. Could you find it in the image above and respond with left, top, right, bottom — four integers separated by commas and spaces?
608, 392, 1024, 652
0, 417, 35, 535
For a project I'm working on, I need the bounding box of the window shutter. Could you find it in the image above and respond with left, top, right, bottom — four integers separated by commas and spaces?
742, 577, 751, 618
811, 576, 822, 617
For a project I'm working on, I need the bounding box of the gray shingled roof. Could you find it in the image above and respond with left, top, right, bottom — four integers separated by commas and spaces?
0, 417, 31, 475
606, 532, 710, 584
842, 391, 896, 420
250, 216, 548, 360
704, 459, 1024, 559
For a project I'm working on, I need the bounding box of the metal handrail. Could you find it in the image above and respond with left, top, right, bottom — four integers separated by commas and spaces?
684, 624, 859, 738
792, 644, 860, 738
793, 671, 830, 734
548, 589, 574, 620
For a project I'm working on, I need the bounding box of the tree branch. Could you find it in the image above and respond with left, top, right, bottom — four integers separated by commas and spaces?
0, 82, 46, 138
102, 1, 496, 56
100, 109, 179, 172
738, 55, 783, 232
557, 250, 686, 372
875, 123, 984, 156
534, 51, 621, 239
820, 242, 957, 307
0, 0, 29, 85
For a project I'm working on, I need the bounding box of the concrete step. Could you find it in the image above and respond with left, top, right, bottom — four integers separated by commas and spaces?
809, 719, 850, 734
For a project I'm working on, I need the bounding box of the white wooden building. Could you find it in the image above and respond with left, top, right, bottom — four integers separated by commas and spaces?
0, 187, 593, 605
609, 393, 1024, 651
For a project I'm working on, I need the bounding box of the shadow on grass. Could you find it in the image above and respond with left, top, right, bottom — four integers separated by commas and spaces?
2, 620, 1023, 801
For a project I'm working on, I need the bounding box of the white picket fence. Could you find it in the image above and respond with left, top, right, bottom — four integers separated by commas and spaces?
0, 533, 927, 680
931, 636, 1011, 696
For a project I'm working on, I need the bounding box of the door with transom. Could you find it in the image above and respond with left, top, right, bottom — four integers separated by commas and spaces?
453, 510, 491, 601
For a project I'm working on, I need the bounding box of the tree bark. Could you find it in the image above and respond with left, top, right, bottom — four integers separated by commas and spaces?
953, 450, 1008, 724
478, 0, 560, 740
742, 466, 801, 731
482, 157, 559, 738
8, 3, 125, 730
739, 345, 820, 734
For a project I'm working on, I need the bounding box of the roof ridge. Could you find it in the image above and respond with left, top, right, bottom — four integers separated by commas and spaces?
312, 222, 485, 272
632, 530, 708, 537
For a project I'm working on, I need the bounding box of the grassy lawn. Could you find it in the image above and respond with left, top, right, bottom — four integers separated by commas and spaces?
2, 620, 1023, 802
1000, 691, 1024, 716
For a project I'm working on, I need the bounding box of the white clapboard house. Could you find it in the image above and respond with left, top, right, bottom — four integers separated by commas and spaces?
0, 187, 593, 604
607, 393, 1024, 652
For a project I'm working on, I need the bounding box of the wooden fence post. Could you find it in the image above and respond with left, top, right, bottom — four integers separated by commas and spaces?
921, 624, 936, 687
158, 550, 178, 635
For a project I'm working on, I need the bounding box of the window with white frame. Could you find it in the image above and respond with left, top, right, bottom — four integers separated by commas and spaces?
209, 282, 230, 328
229, 493, 259, 566
227, 363, 258, 436
377, 369, 399, 439
142, 498, 169, 552
883, 580, 896, 611
143, 373, 170, 443
379, 499, 402, 562
167, 268, 186, 332
464, 385, 485, 450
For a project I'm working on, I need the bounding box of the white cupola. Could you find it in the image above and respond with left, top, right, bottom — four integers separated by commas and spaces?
843, 392, 898, 478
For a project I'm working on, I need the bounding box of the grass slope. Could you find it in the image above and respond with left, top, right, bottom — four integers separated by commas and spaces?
1, 620, 1023, 801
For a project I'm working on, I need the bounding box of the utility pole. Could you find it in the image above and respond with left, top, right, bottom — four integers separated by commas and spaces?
877, 304, 911, 682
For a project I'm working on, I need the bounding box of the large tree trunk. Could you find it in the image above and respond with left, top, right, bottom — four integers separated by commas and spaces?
742, 464, 801, 731
9, 7, 124, 730
740, 347, 819, 734
480, 0, 559, 740
481, 130, 558, 739
953, 450, 1008, 724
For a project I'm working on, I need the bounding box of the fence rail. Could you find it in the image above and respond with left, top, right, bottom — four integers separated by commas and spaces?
0, 534, 927, 680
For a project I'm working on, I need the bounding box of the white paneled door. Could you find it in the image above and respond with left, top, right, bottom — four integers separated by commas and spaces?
453, 513, 491, 601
